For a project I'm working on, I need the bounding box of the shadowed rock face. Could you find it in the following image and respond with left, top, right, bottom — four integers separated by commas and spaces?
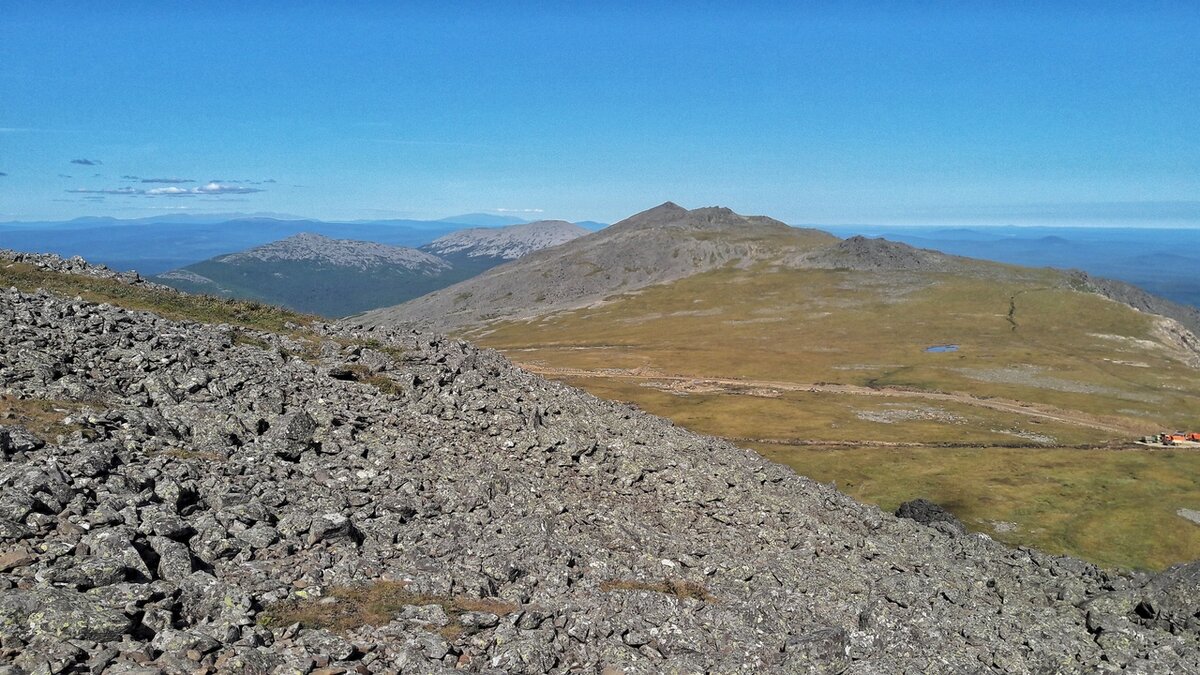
895, 498, 967, 534
1, 249, 1199, 672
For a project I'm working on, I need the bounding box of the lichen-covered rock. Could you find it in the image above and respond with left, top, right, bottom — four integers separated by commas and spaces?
0, 588, 133, 642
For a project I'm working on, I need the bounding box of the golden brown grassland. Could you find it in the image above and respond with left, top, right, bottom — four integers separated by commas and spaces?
469, 266, 1200, 570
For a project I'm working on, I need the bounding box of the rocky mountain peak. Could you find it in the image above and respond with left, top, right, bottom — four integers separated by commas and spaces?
610, 202, 791, 235
607, 201, 691, 230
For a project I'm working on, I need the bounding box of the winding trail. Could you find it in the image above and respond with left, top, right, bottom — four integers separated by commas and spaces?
517, 364, 1148, 436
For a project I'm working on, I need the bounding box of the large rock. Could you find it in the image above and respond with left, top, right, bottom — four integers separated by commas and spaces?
895, 498, 966, 533
0, 588, 133, 642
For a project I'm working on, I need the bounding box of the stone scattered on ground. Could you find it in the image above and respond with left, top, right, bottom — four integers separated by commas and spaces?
0, 249, 1198, 673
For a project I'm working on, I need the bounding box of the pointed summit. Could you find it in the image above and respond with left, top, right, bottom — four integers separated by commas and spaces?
608, 201, 691, 231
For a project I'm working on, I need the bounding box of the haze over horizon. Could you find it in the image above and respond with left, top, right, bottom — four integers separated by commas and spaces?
1, 2, 1197, 227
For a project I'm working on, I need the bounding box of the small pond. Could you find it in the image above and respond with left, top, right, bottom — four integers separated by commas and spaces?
925, 344, 959, 353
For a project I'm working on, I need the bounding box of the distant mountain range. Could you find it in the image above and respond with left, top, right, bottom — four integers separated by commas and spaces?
0, 213, 609, 276
819, 224, 1200, 310
361, 203, 1200, 337
153, 221, 590, 317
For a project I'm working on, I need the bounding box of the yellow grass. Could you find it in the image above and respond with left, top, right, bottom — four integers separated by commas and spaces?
471, 266, 1200, 569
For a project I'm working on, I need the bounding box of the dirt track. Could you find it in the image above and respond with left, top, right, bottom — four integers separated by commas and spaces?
517, 364, 1148, 436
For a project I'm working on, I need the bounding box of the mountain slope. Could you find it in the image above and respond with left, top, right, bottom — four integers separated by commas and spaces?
359, 202, 840, 331
155, 233, 455, 317
422, 220, 589, 261
3, 249, 1200, 672
359, 203, 1200, 568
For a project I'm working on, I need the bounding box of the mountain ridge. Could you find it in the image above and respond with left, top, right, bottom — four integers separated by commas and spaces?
362, 203, 1200, 340
358, 202, 840, 331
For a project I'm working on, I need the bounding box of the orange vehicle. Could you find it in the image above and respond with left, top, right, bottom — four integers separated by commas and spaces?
1189, 432, 1200, 442
1161, 433, 1191, 444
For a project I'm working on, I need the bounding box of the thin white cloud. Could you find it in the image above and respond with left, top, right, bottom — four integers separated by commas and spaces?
195, 182, 263, 195
495, 208, 545, 213
141, 177, 193, 184
68, 187, 139, 195
64, 181, 266, 198
145, 186, 194, 196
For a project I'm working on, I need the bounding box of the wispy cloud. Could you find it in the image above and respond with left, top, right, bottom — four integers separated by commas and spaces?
208, 178, 276, 185
145, 186, 192, 196
65, 181, 266, 198
495, 208, 545, 213
70, 158, 102, 166
140, 177, 193, 184
58, 174, 73, 179
121, 175, 140, 180
195, 182, 263, 195
67, 187, 139, 195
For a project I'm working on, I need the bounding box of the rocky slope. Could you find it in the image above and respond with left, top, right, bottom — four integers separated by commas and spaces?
359, 203, 839, 332
421, 221, 589, 261
2, 249, 1200, 673
213, 233, 450, 271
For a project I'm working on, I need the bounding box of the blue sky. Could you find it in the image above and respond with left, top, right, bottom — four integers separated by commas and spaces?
1, 2, 1197, 225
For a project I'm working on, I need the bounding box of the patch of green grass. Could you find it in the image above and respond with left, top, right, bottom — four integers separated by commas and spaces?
472, 266, 1200, 433
467, 265, 1200, 569
755, 443, 1200, 571
0, 395, 90, 442
230, 330, 272, 350
1, 261, 317, 334
360, 338, 406, 362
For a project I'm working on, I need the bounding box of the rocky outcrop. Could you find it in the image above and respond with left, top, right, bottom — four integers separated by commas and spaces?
790, 235, 971, 272
215, 233, 450, 272
1, 250, 1199, 672
423, 221, 589, 260
894, 498, 966, 534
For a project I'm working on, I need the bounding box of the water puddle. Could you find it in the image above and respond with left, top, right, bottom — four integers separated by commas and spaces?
925, 344, 959, 353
